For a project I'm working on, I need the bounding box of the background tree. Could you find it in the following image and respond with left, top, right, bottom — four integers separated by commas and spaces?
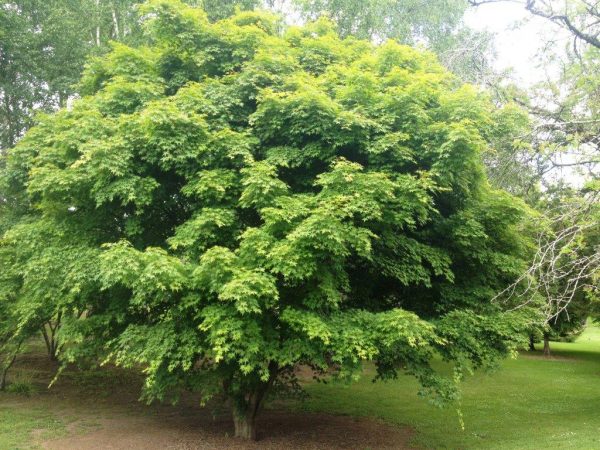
200, 0, 260, 21
469, 1, 600, 334
293, 0, 467, 41
494, 186, 599, 353
0, 0, 144, 152
292, 0, 500, 84
469, 0, 600, 182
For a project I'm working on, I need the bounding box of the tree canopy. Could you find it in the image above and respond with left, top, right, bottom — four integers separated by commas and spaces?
0, 0, 536, 439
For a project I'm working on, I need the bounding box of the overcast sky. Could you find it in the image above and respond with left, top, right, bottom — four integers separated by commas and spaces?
465, 1, 570, 86
465, 3, 593, 186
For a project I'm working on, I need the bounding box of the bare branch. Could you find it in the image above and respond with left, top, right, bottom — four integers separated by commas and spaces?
494, 192, 599, 321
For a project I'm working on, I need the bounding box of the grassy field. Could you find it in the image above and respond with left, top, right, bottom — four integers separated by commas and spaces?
2, 325, 600, 449
292, 324, 600, 449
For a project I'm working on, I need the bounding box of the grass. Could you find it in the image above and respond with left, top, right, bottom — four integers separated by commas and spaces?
291, 323, 600, 449
2, 324, 600, 449
0, 348, 138, 449
0, 403, 65, 450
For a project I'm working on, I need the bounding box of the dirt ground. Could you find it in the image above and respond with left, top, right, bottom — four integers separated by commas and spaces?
41, 410, 414, 449
10, 350, 415, 449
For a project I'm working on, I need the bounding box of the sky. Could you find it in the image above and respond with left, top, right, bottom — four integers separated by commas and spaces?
464, 1, 569, 86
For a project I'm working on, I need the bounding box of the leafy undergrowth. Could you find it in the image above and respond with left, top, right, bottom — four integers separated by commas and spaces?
290, 322, 600, 449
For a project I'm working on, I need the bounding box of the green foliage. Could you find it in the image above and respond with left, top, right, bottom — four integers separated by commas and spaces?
200, 0, 259, 22
292, 0, 498, 84
5, 377, 36, 396
293, 0, 467, 43
0, 0, 145, 151
0, 0, 534, 425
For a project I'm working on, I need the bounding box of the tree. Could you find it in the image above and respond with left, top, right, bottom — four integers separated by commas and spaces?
200, 0, 260, 21
0, 0, 148, 153
0, 0, 535, 439
470, 0, 600, 50
469, 0, 600, 182
493, 185, 599, 355
293, 0, 466, 41
467, 2, 600, 327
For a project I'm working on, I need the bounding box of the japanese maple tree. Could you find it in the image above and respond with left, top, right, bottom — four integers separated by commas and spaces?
0, 0, 534, 439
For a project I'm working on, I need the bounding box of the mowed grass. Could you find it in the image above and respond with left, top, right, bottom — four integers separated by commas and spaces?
2, 324, 600, 449
291, 323, 600, 449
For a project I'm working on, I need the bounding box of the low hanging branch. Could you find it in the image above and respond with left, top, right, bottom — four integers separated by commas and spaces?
0, 340, 23, 391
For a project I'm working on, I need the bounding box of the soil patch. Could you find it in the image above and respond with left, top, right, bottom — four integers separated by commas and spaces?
41, 409, 414, 449
8, 351, 414, 449
518, 351, 579, 362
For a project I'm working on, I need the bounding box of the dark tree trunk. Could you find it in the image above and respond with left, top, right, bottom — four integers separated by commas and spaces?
0, 342, 21, 391
41, 326, 56, 361
543, 332, 551, 357
231, 386, 267, 440
228, 364, 278, 440
529, 334, 536, 351
0, 358, 12, 391
41, 313, 62, 362
233, 406, 258, 440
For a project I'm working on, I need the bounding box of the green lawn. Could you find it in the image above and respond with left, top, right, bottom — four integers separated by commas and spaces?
290, 324, 600, 449
2, 325, 600, 449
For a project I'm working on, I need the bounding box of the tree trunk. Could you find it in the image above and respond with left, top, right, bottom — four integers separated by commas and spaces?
228, 364, 279, 440
528, 334, 536, 351
95, 0, 101, 46
41, 326, 56, 361
0, 342, 21, 391
231, 388, 265, 440
543, 332, 551, 357
111, 6, 120, 39
233, 407, 257, 440
0, 370, 7, 391
41, 313, 62, 362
